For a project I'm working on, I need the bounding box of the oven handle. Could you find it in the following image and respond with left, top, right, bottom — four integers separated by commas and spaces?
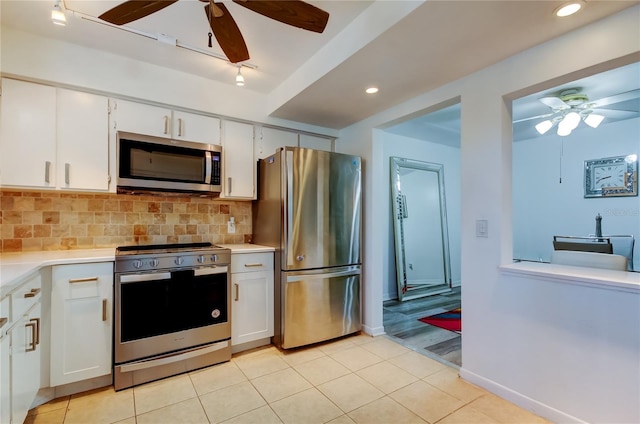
194, 266, 228, 276
118, 272, 172, 283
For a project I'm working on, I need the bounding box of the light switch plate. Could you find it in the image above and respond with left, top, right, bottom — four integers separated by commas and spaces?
476, 219, 488, 238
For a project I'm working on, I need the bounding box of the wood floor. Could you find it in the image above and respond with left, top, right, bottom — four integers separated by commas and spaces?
383, 286, 461, 366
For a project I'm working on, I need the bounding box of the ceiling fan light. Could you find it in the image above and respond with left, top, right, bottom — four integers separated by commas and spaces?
535, 120, 554, 135
584, 113, 605, 128
51, 1, 66, 26
557, 125, 572, 137
560, 111, 581, 131
235, 67, 245, 86
555, 1, 583, 17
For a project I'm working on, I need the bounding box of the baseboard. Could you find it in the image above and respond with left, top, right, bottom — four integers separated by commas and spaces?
459, 368, 587, 424
361, 324, 386, 337
231, 338, 271, 354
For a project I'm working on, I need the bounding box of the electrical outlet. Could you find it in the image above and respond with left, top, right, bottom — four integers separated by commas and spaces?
227, 217, 236, 234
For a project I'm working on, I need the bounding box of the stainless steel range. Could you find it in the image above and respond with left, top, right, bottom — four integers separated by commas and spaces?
114, 242, 231, 390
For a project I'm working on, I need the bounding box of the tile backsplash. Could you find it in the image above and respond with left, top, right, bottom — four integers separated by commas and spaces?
0, 190, 252, 252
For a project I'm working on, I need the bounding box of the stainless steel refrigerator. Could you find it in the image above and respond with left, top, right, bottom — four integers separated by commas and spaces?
253, 147, 362, 349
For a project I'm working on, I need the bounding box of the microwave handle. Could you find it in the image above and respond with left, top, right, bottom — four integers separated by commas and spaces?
204, 151, 212, 184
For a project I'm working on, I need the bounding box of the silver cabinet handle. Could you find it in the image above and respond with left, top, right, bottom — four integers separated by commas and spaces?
178, 118, 183, 136
228, 177, 232, 195
234, 283, 239, 301
244, 263, 263, 268
24, 288, 41, 298
31, 317, 40, 345
65, 163, 70, 185
45, 161, 51, 183
69, 276, 99, 284
102, 299, 108, 322
0, 317, 7, 330
163, 115, 169, 134
25, 322, 37, 352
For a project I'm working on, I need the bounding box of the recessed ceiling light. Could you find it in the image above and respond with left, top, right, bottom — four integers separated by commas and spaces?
555, 1, 584, 17
365, 87, 379, 94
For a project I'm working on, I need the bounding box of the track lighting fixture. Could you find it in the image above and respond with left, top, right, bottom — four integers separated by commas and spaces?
235, 66, 245, 86
51, 0, 66, 26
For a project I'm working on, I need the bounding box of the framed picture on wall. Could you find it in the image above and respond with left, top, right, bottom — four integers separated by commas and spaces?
584, 155, 638, 198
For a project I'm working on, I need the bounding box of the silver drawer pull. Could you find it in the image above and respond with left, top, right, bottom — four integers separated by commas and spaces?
44, 161, 51, 183
102, 299, 108, 322
69, 277, 99, 284
65, 163, 70, 185
0, 317, 7, 330
25, 322, 37, 352
244, 263, 263, 268
31, 318, 40, 345
234, 283, 239, 301
24, 288, 41, 298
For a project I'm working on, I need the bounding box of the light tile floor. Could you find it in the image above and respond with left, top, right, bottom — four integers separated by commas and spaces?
26, 334, 550, 424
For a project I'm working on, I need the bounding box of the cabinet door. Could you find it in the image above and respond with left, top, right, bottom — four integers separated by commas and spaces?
255, 127, 298, 160
0, 334, 9, 424
57, 89, 110, 191
231, 270, 274, 346
173, 111, 220, 144
300, 134, 333, 152
110, 99, 172, 138
50, 262, 113, 386
11, 302, 41, 424
221, 121, 255, 199
0, 78, 57, 188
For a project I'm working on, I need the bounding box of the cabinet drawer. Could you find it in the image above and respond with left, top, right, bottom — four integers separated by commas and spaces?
231, 252, 273, 273
11, 272, 42, 322
0, 296, 9, 336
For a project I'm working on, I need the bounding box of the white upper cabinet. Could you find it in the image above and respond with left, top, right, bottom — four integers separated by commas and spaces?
173, 110, 221, 144
255, 127, 298, 160
221, 120, 255, 199
57, 89, 109, 191
300, 134, 333, 152
110, 99, 220, 144
0, 78, 57, 188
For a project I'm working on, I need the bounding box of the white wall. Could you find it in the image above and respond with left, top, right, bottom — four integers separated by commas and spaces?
514, 117, 640, 270
338, 6, 640, 423
380, 132, 461, 300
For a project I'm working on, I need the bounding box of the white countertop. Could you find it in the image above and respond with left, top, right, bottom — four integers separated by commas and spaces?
500, 261, 640, 293
1, 248, 115, 297
217, 244, 275, 253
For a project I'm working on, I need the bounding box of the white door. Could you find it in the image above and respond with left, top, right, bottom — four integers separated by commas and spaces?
110, 99, 172, 138
232, 270, 274, 345
0, 78, 57, 188
255, 127, 298, 160
57, 89, 110, 191
50, 263, 113, 386
11, 303, 41, 424
222, 120, 255, 199
173, 111, 220, 144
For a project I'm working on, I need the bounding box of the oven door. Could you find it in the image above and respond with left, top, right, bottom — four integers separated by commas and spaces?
115, 266, 230, 364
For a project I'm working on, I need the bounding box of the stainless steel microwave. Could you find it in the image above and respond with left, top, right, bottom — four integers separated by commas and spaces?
116, 132, 222, 195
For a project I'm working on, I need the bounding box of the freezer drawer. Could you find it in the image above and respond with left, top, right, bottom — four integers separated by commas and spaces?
281, 266, 361, 349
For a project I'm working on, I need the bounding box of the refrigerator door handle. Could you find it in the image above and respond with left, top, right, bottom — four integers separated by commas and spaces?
287, 268, 361, 282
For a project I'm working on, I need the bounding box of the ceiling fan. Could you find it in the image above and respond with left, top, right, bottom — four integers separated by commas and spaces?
98, 0, 330, 63
514, 88, 640, 137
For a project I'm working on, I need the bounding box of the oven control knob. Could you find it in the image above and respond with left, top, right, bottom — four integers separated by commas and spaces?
149, 259, 159, 267
175, 257, 184, 266
210, 254, 218, 263
197, 255, 206, 264
133, 260, 143, 269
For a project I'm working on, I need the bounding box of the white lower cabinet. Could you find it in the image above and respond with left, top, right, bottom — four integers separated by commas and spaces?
50, 262, 113, 386
1, 272, 42, 424
231, 252, 274, 347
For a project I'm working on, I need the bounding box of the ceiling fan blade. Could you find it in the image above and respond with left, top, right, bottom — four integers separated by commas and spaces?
232, 0, 329, 33
591, 108, 638, 120
539, 96, 570, 110
512, 112, 555, 124
205, 3, 249, 63
589, 89, 640, 108
99, 0, 178, 25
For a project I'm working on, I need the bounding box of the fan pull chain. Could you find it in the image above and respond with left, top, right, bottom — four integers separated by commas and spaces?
559, 139, 564, 184
208, 32, 213, 48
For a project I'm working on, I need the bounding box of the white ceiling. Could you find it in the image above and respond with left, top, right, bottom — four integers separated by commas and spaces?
1, 0, 638, 133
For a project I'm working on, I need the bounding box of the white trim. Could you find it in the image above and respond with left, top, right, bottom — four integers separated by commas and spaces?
361, 324, 385, 337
